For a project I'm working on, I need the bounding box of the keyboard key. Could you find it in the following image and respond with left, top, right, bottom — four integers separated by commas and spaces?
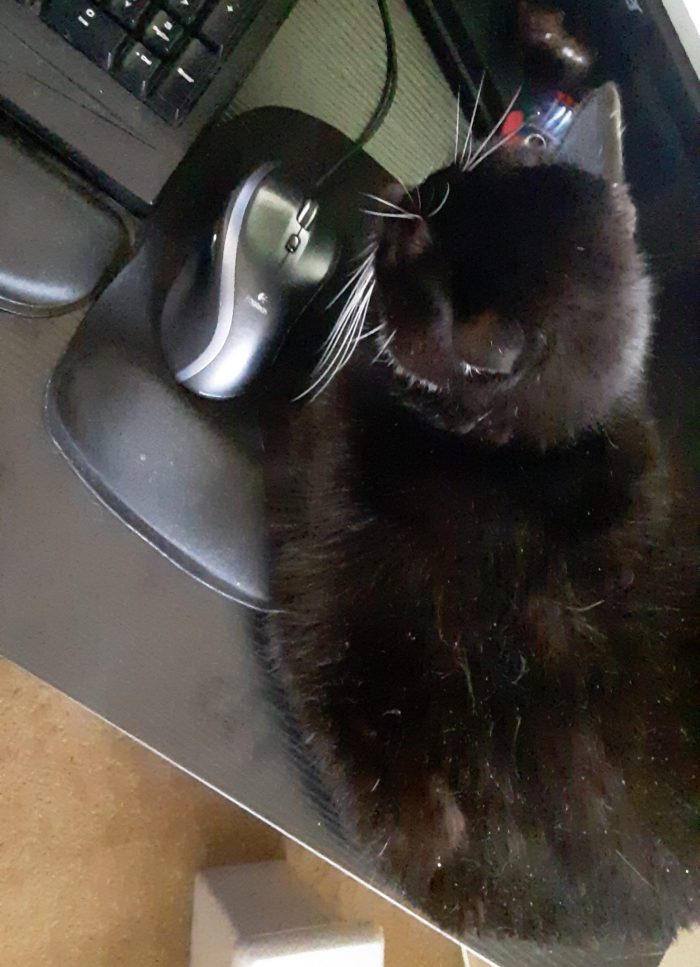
105, 0, 150, 30
115, 42, 162, 98
164, 0, 207, 27
43, 0, 128, 70
142, 10, 184, 58
149, 38, 217, 123
199, 0, 248, 54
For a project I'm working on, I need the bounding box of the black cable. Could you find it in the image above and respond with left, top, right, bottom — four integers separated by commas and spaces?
314, 0, 398, 189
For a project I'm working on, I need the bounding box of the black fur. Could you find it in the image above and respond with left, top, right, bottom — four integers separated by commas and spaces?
263, 147, 699, 946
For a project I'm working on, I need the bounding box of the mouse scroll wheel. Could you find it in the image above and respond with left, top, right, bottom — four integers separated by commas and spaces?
297, 199, 319, 230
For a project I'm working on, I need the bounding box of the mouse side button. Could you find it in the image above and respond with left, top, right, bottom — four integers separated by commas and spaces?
296, 199, 319, 229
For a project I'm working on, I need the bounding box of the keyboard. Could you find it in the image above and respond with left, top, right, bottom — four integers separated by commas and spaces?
0, 0, 297, 208
41, 0, 261, 124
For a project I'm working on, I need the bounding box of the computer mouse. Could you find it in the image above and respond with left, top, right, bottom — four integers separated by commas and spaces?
160, 163, 337, 398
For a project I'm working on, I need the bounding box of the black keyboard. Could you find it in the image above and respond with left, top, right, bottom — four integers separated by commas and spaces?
0, 0, 297, 208
41, 0, 259, 123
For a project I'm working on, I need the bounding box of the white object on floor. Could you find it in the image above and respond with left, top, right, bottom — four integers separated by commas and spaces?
659, 926, 700, 966
190, 860, 384, 967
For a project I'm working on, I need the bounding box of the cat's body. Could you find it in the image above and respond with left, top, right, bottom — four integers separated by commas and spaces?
263, 86, 699, 946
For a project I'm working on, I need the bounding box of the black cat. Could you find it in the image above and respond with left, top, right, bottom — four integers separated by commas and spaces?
263, 85, 699, 947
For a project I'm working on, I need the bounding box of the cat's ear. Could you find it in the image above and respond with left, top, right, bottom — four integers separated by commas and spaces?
555, 82, 624, 183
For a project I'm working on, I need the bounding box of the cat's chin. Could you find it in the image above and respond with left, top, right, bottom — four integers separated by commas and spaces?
378, 331, 508, 395
376, 344, 508, 440
460, 361, 511, 381
382, 347, 442, 395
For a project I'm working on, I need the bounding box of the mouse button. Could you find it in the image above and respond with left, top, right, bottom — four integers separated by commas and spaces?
288, 224, 337, 290
296, 199, 319, 229
243, 179, 303, 263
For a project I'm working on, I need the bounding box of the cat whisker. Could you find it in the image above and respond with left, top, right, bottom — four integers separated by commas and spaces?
361, 209, 422, 221
351, 240, 378, 263
316, 269, 371, 368
327, 301, 367, 375
459, 408, 493, 434
326, 250, 376, 309
393, 174, 421, 213
465, 85, 522, 171
615, 850, 654, 890
427, 183, 450, 218
454, 85, 462, 163
296, 253, 376, 401
359, 323, 383, 340
372, 327, 396, 364
378, 837, 391, 858
361, 192, 413, 216
320, 285, 374, 388
315, 308, 365, 375
297, 299, 369, 401
318, 269, 373, 368
512, 715, 522, 761
460, 70, 485, 168
466, 125, 522, 172
566, 598, 606, 614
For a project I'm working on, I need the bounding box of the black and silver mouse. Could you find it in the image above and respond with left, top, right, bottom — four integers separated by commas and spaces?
160, 163, 337, 398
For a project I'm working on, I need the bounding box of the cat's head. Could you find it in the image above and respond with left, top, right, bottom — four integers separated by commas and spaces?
371, 84, 652, 447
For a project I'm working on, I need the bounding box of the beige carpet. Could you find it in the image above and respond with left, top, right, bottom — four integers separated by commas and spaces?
0, 658, 462, 967
2, 658, 697, 967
